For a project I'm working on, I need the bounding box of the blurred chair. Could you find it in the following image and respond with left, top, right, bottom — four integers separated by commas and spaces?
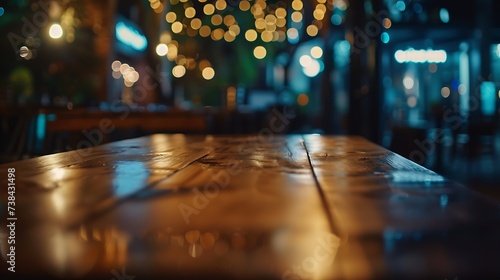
452, 119, 498, 176
0, 108, 40, 163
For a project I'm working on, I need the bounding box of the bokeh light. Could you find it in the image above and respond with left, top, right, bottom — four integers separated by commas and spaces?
156, 43, 169, 56
111, 60, 121, 71
297, 94, 309, 106
171, 21, 183, 33
253, 46, 266, 59
310, 46, 323, 59
202, 67, 215, 80
441, 87, 451, 98
172, 65, 186, 78
49, 24, 63, 39
403, 76, 414, 89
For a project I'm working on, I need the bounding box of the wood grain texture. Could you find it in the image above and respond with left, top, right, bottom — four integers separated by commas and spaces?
0, 134, 499, 279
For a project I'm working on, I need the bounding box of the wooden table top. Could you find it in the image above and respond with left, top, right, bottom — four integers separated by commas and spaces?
1, 135, 499, 279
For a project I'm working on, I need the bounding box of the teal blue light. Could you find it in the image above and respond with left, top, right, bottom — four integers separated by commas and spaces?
113, 161, 148, 197
331, 14, 342, 25
116, 22, 148, 51
381, 32, 390, 44
480, 82, 496, 116
35, 114, 47, 152
395, 1, 406, 11
440, 195, 448, 208
439, 8, 450, 23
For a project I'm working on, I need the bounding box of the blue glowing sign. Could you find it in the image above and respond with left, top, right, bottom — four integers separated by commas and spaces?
116, 21, 147, 52
481, 82, 496, 116
395, 49, 447, 63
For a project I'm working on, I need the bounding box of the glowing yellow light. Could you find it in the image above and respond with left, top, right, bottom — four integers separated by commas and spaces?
49, 23, 63, 39
171, 21, 183, 33
202, 67, 215, 80
208, 30, 221, 41
166, 12, 177, 23
185, 7, 196, 18
266, 24, 276, 32
245, 29, 258, 41
151, 1, 161, 10
172, 65, 186, 78
306, 25, 319, 36
119, 63, 129, 74
292, 0, 303, 11
224, 32, 235, 42
275, 8, 287, 18
255, 18, 266, 29
498, 90, 500, 99
297, 94, 309, 106
190, 18, 202, 29
167, 44, 178, 61
310, 46, 323, 58
239, 0, 251, 11
316, 4, 327, 12
291, 11, 303, 22
199, 26, 211, 37
211, 14, 223, 25
313, 9, 325, 20
215, 0, 227, 10
261, 31, 273, 42
204, 4, 215, 15
251, 5, 263, 17
211, 28, 224, 41
225, 15, 236, 26
111, 60, 121, 72
154, 6, 164, 14
276, 18, 287, 27
265, 14, 277, 24
156, 43, 169, 56
256, 0, 266, 9
229, 25, 240, 36
253, 46, 266, 59
383, 18, 392, 29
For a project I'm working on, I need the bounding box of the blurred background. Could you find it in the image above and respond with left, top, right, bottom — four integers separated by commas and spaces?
0, 0, 499, 199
